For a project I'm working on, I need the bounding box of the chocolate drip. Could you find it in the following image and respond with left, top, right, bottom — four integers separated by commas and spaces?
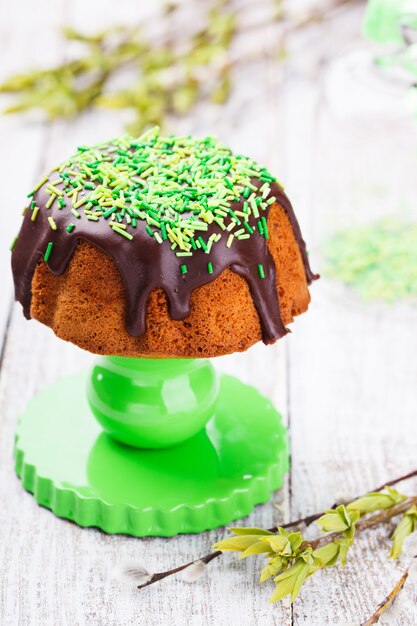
12, 182, 317, 345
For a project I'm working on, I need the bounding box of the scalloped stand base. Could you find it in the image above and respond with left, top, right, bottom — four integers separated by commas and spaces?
15, 370, 288, 536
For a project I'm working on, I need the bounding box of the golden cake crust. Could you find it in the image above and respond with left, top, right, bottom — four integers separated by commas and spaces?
30, 202, 310, 357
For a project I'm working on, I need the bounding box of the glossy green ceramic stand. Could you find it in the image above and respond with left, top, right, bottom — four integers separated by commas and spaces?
15, 356, 288, 536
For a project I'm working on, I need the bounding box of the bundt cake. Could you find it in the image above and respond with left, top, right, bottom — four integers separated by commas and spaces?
11, 127, 317, 357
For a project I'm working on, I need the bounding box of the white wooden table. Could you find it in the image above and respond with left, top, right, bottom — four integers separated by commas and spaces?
1, 1, 417, 624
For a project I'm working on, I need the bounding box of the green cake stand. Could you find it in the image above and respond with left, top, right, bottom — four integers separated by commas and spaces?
14, 356, 288, 536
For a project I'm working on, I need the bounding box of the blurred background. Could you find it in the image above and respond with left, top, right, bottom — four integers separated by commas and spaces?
1, 1, 417, 623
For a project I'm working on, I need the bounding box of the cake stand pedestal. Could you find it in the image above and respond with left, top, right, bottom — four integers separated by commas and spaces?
14, 356, 288, 536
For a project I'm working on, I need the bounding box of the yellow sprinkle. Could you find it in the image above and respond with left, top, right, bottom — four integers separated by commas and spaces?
48, 216, 57, 231
31, 207, 39, 221
46, 184, 63, 196
226, 234, 234, 248
33, 176, 49, 193
45, 193, 56, 209
109, 221, 126, 229
73, 197, 87, 209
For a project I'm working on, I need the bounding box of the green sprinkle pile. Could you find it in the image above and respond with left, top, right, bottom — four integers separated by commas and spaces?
322, 218, 417, 302
27, 126, 279, 264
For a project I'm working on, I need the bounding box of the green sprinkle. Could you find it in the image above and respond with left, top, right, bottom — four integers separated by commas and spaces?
323, 218, 417, 302
198, 236, 208, 252
66, 223, 75, 233
44, 242, 53, 262
9, 235, 18, 251
22, 127, 282, 259
228, 209, 241, 225
207, 262, 214, 274
102, 207, 117, 218
180, 263, 188, 274
258, 263, 265, 279
261, 216, 269, 239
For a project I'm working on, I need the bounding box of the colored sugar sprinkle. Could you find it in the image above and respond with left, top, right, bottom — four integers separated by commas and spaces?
258, 263, 265, 279
66, 223, 75, 233
48, 216, 57, 231
180, 264, 188, 274
44, 241, 53, 262
9, 235, 18, 251
322, 219, 417, 302
29, 126, 278, 258
207, 262, 214, 274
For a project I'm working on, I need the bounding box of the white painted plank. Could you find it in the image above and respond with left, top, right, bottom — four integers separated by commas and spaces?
0, 0, 69, 347
283, 6, 417, 624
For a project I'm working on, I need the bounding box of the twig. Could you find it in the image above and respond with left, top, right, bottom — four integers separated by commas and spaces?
361, 558, 415, 626
137, 468, 417, 591
301, 496, 417, 553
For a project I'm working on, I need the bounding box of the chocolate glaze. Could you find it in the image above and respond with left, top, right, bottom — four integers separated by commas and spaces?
12, 180, 317, 345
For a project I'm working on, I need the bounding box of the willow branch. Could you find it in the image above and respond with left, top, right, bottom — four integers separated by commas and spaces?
137, 468, 417, 591
361, 558, 415, 626
302, 496, 417, 553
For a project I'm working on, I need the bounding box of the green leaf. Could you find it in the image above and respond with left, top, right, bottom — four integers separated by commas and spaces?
229, 527, 274, 536
210, 75, 231, 104
316, 505, 358, 534
338, 539, 350, 567
213, 534, 267, 553
390, 506, 417, 559
261, 530, 304, 558
239, 541, 273, 559
347, 487, 407, 515
313, 542, 340, 567
260, 556, 286, 583
270, 552, 315, 603
262, 534, 292, 557
313, 537, 351, 568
